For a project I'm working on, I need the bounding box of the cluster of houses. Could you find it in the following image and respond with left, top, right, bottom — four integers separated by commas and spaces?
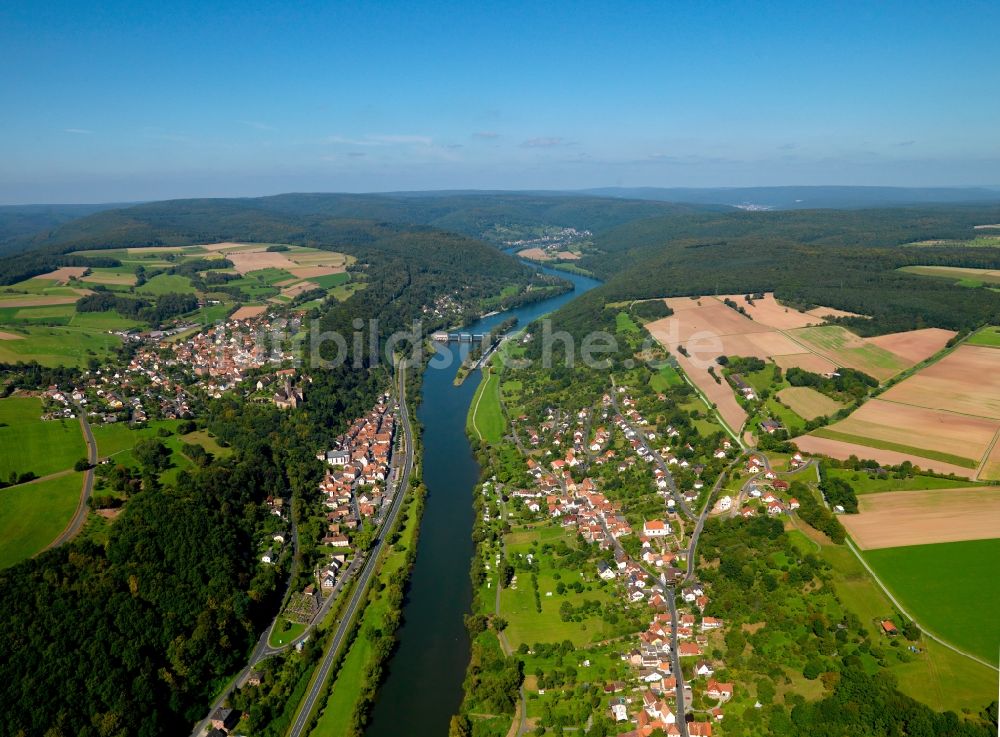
40, 363, 192, 425
497, 381, 768, 735
315, 392, 397, 551
169, 311, 302, 396
715, 453, 803, 517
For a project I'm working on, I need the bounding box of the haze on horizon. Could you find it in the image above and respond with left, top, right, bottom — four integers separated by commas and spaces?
2, 0, 998, 205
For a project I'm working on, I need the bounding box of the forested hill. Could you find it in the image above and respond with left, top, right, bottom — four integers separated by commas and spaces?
583, 185, 1000, 210
0, 199, 540, 294
0, 202, 129, 256
560, 204, 1000, 335
0, 192, 702, 260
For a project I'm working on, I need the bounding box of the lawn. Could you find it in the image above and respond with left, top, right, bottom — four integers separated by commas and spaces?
0, 472, 82, 568
615, 311, 640, 335
967, 326, 1000, 348
864, 539, 1000, 665
810, 427, 979, 469
135, 273, 198, 295
499, 526, 620, 649
648, 363, 683, 391
0, 326, 122, 367
268, 619, 307, 648
786, 527, 996, 712
468, 366, 505, 444
0, 396, 86, 478
91, 420, 201, 484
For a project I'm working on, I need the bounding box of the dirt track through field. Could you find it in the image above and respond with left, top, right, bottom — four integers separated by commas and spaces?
842, 487, 1000, 549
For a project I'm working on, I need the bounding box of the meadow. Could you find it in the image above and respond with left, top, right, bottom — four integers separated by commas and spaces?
0, 472, 82, 568
967, 325, 1000, 348
0, 396, 86, 478
468, 364, 505, 444
786, 526, 995, 712
864, 538, 1000, 665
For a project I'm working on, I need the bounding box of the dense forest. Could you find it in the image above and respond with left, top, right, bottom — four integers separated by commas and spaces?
571, 205, 1000, 334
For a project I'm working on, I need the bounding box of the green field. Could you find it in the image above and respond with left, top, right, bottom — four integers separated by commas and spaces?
499, 526, 620, 648
786, 526, 996, 712
308, 272, 351, 290
967, 326, 1000, 348
615, 311, 640, 335
864, 539, 1000, 665
905, 235, 1000, 248
0, 472, 82, 568
789, 325, 908, 379
468, 366, 505, 444
810, 427, 979, 469
268, 619, 306, 648
135, 273, 198, 295
648, 363, 683, 391
901, 265, 1000, 286
823, 467, 981, 494
0, 397, 86, 478
0, 326, 122, 367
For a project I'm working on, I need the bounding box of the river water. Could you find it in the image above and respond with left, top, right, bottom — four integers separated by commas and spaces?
364, 263, 600, 737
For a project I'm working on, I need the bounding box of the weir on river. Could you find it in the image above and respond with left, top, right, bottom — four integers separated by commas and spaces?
364, 264, 600, 737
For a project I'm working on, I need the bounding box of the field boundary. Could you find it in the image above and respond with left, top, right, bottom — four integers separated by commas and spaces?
845, 538, 999, 672
809, 427, 979, 469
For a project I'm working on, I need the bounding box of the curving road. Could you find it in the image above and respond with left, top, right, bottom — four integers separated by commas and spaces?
285, 359, 415, 737
46, 405, 97, 550
189, 361, 415, 737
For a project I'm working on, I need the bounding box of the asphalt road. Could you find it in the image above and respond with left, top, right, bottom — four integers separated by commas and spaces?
189, 362, 414, 737
285, 360, 415, 737
47, 406, 97, 549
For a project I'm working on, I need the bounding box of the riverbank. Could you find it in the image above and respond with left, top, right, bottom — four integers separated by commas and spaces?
361, 264, 600, 737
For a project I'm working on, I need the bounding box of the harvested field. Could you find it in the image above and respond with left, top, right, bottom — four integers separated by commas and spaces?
37, 266, 88, 284
792, 435, 977, 478
980, 435, 1000, 481
281, 281, 320, 298
0, 296, 80, 308
201, 241, 253, 251
288, 266, 342, 278
866, 328, 955, 364
554, 250, 580, 260
664, 296, 709, 312
230, 305, 267, 320
714, 331, 805, 360
842, 487, 1000, 550
225, 249, 299, 274
0, 331, 23, 340
806, 306, 866, 320
786, 325, 908, 381
773, 352, 838, 374
880, 345, 1000, 420
517, 247, 550, 261
777, 386, 844, 420
275, 278, 299, 287
717, 293, 819, 330
671, 350, 748, 433
821, 400, 998, 466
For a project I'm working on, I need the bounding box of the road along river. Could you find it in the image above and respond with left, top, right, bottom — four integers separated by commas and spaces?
363, 263, 600, 737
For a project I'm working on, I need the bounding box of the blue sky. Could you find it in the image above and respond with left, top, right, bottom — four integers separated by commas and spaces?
1, 0, 998, 203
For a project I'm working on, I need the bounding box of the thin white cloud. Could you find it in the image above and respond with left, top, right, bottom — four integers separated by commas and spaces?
327, 133, 432, 146
521, 137, 564, 148
64, 128, 93, 135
